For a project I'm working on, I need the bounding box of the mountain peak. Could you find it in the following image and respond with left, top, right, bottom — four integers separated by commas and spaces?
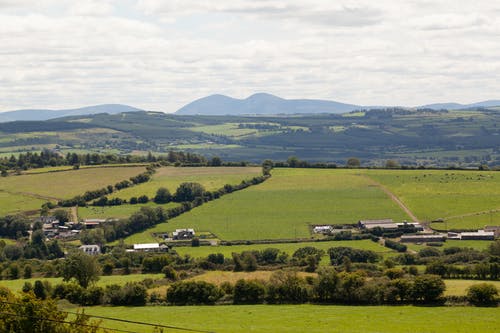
176, 93, 360, 115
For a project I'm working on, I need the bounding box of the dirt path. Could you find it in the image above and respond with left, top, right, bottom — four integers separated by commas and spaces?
360, 174, 420, 223
443, 208, 500, 221
0, 189, 61, 201
70, 206, 79, 222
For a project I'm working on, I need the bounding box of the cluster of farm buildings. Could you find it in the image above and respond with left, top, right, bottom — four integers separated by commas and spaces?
314, 218, 498, 242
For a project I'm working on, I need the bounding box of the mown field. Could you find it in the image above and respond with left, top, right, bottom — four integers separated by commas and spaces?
0, 166, 146, 205
77, 304, 500, 333
141, 168, 410, 241
108, 166, 262, 200
444, 279, 500, 296
365, 169, 500, 229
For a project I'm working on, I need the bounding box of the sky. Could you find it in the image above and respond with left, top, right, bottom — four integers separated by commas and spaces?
1, 0, 500, 112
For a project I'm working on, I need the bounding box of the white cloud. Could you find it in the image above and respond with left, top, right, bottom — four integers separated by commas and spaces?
0, 0, 499, 112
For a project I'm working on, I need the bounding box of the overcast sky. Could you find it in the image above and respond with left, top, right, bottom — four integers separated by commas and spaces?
1, 0, 500, 112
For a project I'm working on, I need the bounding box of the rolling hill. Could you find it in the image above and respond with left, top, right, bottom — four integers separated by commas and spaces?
0, 104, 143, 122
175, 93, 362, 115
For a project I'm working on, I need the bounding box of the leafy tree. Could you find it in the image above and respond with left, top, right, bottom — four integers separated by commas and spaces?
233, 279, 266, 304
154, 187, 172, 204
488, 240, 500, 256
0, 289, 101, 332
411, 274, 445, 302
53, 209, 70, 223
61, 251, 101, 288
207, 253, 225, 265
346, 157, 360, 168
23, 265, 32, 279
242, 252, 258, 272
267, 271, 310, 304
174, 182, 205, 202
314, 268, 340, 302
191, 237, 200, 247
385, 160, 400, 168
166, 281, 223, 305
467, 283, 498, 306
210, 156, 222, 166
33, 280, 47, 300
162, 265, 178, 281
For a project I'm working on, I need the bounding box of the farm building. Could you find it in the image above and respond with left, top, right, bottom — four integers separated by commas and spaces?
358, 219, 398, 230
400, 234, 447, 243
132, 243, 168, 252
313, 225, 333, 234
484, 226, 500, 237
133, 243, 160, 252
460, 230, 495, 240
79, 244, 101, 255
173, 228, 195, 240
82, 219, 107, 229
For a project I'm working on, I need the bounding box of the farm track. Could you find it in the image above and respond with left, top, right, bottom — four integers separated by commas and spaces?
0, 189, 60, 201
444, 208, 500, 221
359, 174, 420, 223
71, 206, 78, 222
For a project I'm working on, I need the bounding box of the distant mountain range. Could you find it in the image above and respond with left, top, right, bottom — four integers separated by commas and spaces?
176, 93, 500, 115
175, 93, 361, 115
0, 104, 143, 122
1, 96, 499, 122
420, 100, 500, 110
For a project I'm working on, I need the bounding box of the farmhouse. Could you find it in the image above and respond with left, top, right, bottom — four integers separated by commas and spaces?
400, 234, 447, 243
173, 228, 195, 240
79, 244, 101, 255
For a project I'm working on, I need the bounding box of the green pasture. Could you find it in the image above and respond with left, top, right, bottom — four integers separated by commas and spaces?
77, 305, 500, 333
146, 168, 410, 241
433, 210, 500, 230
108, 166, 262, 201
405, 240, 494, 252
78, 202, 179, 220
0, 166, 146, 201
173, 239, 390, 258
0, 191, 46, 215
365, 169, 500, 229
0, 273, 163, 293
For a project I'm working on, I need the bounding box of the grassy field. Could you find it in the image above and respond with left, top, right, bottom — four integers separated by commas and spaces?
0, 191, 46, 215
144, 168, 410, 241
76, 305, 500, 333
365, 169, 500, 229
78, 202, 179, 220
444, 279, 500, 296
406, 240, 494, 252
173, 239, 390, 258
0, 274, 163, 293
0, 166, 146, 202
21, 163, 149, 175
108, 166, 262, 200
